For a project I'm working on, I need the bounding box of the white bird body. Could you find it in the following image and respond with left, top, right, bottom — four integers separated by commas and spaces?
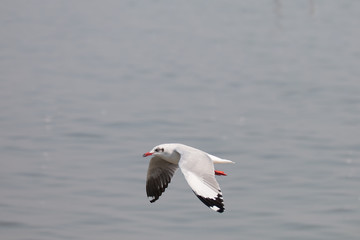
143, 143, 234, 213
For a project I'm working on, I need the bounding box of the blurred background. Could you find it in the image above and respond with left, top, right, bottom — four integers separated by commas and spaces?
1, 1, 359, 239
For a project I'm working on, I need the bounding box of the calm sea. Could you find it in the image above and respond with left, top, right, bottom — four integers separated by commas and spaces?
1, 1, 359, 239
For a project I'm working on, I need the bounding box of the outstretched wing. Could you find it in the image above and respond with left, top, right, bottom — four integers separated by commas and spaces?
178, 149, 224, 213
146, 156, 178, 203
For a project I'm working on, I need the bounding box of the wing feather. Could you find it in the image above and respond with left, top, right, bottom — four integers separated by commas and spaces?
146, 156, 178, 203
178, 149, 225, 213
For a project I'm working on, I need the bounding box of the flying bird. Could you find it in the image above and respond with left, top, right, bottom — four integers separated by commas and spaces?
143, 143, 234, 213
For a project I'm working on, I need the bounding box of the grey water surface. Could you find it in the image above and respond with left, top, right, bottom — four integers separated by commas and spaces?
1, 1, 359, 240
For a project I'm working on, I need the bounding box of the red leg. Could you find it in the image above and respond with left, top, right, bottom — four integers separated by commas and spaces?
215, 170, 227, 176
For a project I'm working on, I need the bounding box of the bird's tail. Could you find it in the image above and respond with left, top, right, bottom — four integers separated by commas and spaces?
208, 153, 235, 164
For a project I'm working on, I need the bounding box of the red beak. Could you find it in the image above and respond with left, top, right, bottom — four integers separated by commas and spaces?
143, 152, 153, 157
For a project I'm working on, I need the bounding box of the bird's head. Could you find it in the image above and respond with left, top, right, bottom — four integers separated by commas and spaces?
143, 144, 178, 161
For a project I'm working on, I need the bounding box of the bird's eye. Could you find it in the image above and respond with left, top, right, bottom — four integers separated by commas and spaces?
154, 148, 164, 152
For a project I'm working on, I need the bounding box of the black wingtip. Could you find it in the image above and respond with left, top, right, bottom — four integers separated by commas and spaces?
194, 192, 225, 213
149, 197, 157, 203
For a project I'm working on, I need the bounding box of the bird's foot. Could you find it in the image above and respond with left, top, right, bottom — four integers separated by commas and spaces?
214, 170, 227, 176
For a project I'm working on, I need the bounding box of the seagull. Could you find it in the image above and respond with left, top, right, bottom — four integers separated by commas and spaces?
143, 143, 234, 213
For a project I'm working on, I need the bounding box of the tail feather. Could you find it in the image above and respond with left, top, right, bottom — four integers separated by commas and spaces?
207, 153, 235, 164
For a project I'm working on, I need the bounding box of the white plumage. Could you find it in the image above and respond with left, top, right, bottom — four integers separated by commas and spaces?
143, 143, 234, 213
